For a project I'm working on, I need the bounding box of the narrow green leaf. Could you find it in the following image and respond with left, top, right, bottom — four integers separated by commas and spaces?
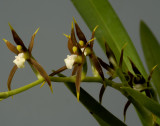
71, 0, 147, 78
131, 98, 154, 126
140, 21, 160, 99
57, 73, 126, 126
122, 87, 160, 118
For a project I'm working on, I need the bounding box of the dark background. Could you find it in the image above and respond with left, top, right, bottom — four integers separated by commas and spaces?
0, 1, 159, 126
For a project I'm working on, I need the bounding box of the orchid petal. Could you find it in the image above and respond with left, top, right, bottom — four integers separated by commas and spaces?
50, 66, 67, 76
8, 23, 27, 51
3, 39, 19, 55
7, 65, 18, 91
28, 28, 40, 54
73, 18, 87, 43
76, 64, 83, 101
99, 85, 106, 104
29, 58, 52, 91
90, 53, 104, 81
123, 100, 131, 122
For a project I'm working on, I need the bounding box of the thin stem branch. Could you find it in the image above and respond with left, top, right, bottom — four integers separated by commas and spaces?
0, 76, 122, 100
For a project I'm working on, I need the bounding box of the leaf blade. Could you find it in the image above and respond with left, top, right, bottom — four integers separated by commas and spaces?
122, 87, 160, 118
57, 73, 126, 126
140, 21, 160, 98
71, 0, 147, 78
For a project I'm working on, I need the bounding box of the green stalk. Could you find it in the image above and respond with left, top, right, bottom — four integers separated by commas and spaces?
0, 76, 122, 100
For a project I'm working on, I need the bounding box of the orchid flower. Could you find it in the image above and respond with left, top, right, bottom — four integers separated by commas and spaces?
49, 19, 104, 101
3, 24, 52, 92
122, 58, 157, 121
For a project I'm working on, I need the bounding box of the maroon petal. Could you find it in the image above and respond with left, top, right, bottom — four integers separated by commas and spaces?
68, 36, 74, 54
71, 22, 78, 46
90, 25, 98, 48
126, 71, 134, 88
29, 58, 51, 87
129, 58, 141, 75
97, 57, 114, 74
7, 65, 18, 91
9, 23, 27, 51
75, 64, 83, 101
90, 53, 104, 81
119, 48, 124, 68
72, 64, 78, 76
123, 100, 131, 122
3, 39, 19, 55
99, 84, 106, 104
105, 42, 117, 68
28, 28, 40, 54
73, 18, 87, 43
49, 66, 67, 76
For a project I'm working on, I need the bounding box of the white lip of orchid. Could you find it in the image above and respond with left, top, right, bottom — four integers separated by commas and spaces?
81, 48, 87, 56
13, 53, 26, 68
64, 54, 77, 69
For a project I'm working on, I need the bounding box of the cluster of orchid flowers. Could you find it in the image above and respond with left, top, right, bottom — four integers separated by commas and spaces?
3, 19, 156, 121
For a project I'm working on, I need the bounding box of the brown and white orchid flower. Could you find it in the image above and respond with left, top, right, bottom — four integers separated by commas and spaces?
3, 24, 52, 92
50, 19, 104, 101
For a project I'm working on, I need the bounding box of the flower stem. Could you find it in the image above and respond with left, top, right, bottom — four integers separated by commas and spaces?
0, 76, 122, 100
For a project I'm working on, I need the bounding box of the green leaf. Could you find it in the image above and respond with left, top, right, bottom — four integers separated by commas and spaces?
71, 0, 147, 78
57, 73, 126, 126
122, 87, 160, 120
140, 21, 160, 99
130, 98, 154, 126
